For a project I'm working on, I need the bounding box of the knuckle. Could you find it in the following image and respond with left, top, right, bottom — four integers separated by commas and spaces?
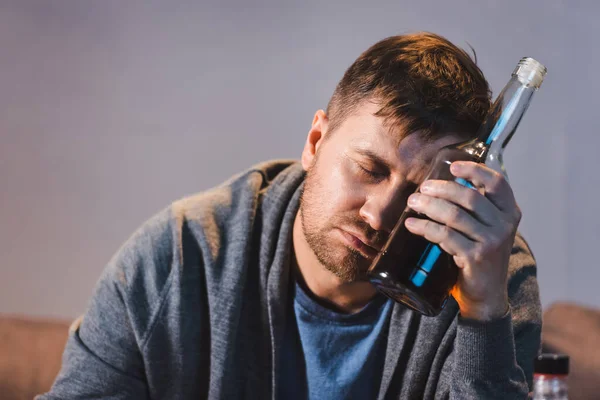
506, 222, 517, 237
514, 205, 523, 223
422, 221, 435, 241
489, 176, 502, 191
423, 219, 435, 233
464, 190, 479, 210
488, 170, 506, 190
447, 205, 461, 223
438, 224, 451, 241
499, 220, 516, 239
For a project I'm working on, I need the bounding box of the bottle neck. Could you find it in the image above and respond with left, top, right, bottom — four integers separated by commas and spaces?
475, 75, 537, 157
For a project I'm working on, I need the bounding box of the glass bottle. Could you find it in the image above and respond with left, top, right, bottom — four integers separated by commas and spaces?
366, 57, 547, 316
533, 354, 569, 400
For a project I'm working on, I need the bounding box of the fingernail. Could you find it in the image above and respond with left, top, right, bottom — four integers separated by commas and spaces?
450, 162, 462, 174
420, 181, 432, 193
408, 194, 419, 207
405, 217, 417, 228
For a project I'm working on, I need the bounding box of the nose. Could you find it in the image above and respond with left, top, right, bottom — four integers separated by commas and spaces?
359, 183, 414, 233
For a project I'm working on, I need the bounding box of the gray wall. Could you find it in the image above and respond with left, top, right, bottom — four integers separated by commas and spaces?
1, 1, 598, 319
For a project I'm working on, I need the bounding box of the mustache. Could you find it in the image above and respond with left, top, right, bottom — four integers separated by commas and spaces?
336, 217, 388, 247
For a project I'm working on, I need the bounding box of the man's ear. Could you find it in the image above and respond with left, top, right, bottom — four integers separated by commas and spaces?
301, 110, 329, 171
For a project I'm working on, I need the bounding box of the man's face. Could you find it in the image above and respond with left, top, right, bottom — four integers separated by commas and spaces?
299, 101, 463, 282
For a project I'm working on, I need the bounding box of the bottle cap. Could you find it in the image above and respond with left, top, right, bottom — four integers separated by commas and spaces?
534, 353, 569, 375
513, 57, 547, 89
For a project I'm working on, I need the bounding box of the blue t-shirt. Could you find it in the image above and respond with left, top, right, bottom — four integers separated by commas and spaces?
280, 282, 393, 399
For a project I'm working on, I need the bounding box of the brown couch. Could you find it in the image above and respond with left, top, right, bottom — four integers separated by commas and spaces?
1, 302, 599, 399
0, 315, 70, 400
542, 302, 600, 400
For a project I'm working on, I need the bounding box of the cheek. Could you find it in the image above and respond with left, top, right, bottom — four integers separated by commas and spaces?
323, 161, 366, 213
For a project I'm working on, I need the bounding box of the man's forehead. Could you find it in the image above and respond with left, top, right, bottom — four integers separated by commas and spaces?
394, 134, 463, 182
338, 102, 465, 168
394, 132, 463, 164
348, 127, 461, 166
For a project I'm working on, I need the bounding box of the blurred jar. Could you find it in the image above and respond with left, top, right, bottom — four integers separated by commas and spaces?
533, 353, 569, 400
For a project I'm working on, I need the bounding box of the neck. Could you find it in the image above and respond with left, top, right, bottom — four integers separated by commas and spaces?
292, 211, 378, 314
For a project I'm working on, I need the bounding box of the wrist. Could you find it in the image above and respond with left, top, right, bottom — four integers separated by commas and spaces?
459, 296, 509, 322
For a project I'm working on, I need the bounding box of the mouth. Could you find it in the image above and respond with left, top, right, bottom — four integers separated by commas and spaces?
338, 229, 381, 258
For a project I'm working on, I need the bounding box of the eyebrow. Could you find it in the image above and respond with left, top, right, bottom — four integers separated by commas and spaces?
353, 148, 392, 171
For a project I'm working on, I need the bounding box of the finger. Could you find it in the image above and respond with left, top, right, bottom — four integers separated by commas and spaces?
450, 161, 516, 213
419, 180, 499, 227
405, 217, 476, 260
408, 193, 488, 241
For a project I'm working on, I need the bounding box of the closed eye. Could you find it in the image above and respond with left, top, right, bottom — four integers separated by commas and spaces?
358, 164, 387, 180
351, 148, 392, 180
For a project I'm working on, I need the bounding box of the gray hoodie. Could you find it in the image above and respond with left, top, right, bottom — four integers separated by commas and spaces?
38, 160, 541, 399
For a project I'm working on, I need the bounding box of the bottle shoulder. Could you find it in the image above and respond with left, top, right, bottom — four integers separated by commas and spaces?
435, 144, 483, 163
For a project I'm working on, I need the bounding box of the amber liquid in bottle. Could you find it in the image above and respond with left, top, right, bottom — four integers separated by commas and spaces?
367, 57, 547, 316
368, 149, 478, 316
368, 213, 458, 316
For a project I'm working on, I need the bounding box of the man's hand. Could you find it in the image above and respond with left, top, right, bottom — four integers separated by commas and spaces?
404, 161, 520, 321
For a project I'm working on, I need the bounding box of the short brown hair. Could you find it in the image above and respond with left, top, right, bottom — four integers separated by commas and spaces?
326, 32, 491, 140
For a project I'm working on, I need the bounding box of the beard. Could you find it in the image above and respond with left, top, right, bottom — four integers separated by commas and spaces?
299, 158, 385, 283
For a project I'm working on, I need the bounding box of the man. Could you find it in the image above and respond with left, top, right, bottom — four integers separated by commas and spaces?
39, 32, 541, 399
